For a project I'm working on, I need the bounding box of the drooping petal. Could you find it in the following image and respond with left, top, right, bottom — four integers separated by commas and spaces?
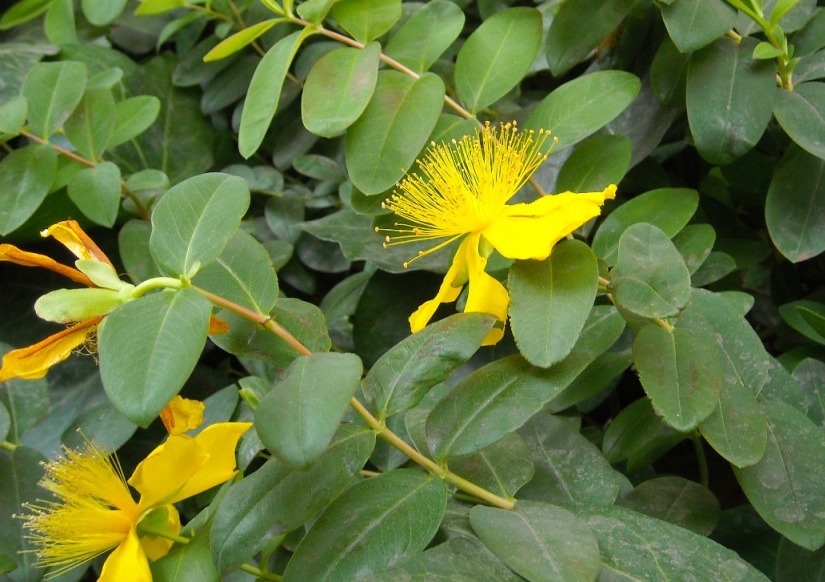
463, 237, 508, 345
130, 435, 208, 510
41, 220, 113, 266
408, 237, 469, 333
167, 422, 252, 503
0, 244, 94, 286
0, 318, 101, 382
99, 528, 151, 582
160, 395, 205, 436
482, 186, 617, 260
138, 505, 181, 561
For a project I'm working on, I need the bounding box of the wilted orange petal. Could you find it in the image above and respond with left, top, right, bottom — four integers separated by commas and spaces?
41, 221, 113, 267
160, 395, 205, 436
0, 317, 102, 382
0, 244, 94, 287
208, 314, 230, 335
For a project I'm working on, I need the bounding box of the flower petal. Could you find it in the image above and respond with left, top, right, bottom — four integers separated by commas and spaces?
41, 220, 113, 267
99, 528, 151, 582
138, 505, 181, 561
0, 243, 93, 286
408, 237, 469, 333
130, 435, 208, 510
483, 186, 617, 260
0, 318, 101, 382
463, 237, 508, 345
160, 395, 205, 436
168, 422, 252, 503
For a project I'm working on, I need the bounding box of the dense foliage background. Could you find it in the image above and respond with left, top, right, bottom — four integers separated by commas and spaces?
2, 0, 825, 580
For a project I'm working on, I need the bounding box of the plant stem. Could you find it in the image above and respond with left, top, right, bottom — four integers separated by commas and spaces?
1, 440, 17, 452
692, 432, 709, 488
239, 564, 282, 581
139, 526, 192, 545
194, 286, 515, 510
19, 130, 151, 219
132, 276, 184, 297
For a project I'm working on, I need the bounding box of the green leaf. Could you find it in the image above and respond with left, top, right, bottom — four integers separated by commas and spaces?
633, 301, 725, 432
735, 400, 825, 551
579, 505, 770, 581
362, 312, 494, 419
0, 95, 27, 134
753, 41, 785, 59
545, 0, 635, 76
296, 0, 340, 21
619, 476, 721, 536
204, 19, 281, 62
0, 351, 49, 443
134, 0, 187, 15
602, 398, 687, 472
81, 0, 127, 26
509, 240, 598, 368
44, 0, 75, 45
518, 414, 621, 508
384, 0, 465, 74
192, 230, 278, 316
211, 298, 331, 367
283, 469, 447, 581
673, 223, 716, 274
593, 187, 699, 266
766, 146, 825, 262
61, 400, 137, 452
776, 538, 825, 582
449, 433, 535, 499
426, 306, 625, 460
239, 30, 307, 158
0, 144, 57, 235
67, 161, 121, 227
119, 219, 162, 283
255, 352, 362, 468
659, 0, 737, 53
64, 88, 117, 160
454, 7, 542, 113
329, 0, 401, 44
471, 501, 601, 582
0, 447, 46, 578
612, 223, 692, 319
22, 60, 87, 138
774, 82, 825, 160
0, 402, 8, 442
345, 70, 444, 194
99, 288, 212, 427
526, 71, 641, 151
779, 300, 825, 345
687, 37, 777, 165
651, 37, 690, 106
152, 528, 218, 582
108, 95, 161, 148
555, 134, 632, 193
150, 173, 250, 277
0, 0, 52, 29
301, 42, 380, 138
212, 425, 375, 573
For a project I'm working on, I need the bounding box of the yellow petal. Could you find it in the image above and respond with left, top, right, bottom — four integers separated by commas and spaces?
463, 237, 508, 345
138, 505, 181, 561
0, 318, 101, 382
41, 220, 113, 267
130, 435, 208, 510
483, 186, 617, 260
0, 243, 94, 286
167, 422, 252, 503
160, 395, 205, 436
99, 528, 151, 582
408, 237, 469, 333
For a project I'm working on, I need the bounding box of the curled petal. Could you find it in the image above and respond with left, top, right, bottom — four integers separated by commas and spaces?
160, 395, 205, 436
0, 244, 93, 286
0, 318, 101, 382
130, 435, 207, 510
99, 528, 151, 582
41, 221, 113, 267
408, 237, 469, 333
483, 186, 617, 260
464, 239, 508, 345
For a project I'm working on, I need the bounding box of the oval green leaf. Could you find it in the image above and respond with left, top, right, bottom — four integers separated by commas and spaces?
302, 42, 380, 138
345, 70, 444, 195
108, 96, 161, 148
384, 0, 465, 74
204, 19, 281, 62
0, 144, 57, 235
555, 134, 632, 193
774, 82, 825, 161
455, 7, 542, 113
99, 288, 212, 427
329, 0, 401, 44
509, 240, 598, 368
22, 60, 87, 139
150, 172, 250, 277
81, 0, 127, 26
67, 161, 122, 227
659, 0, 737, 53
619, 476, 720, 536
255, 352, 362, 468
526, 70, 641, 151
283, 469, 447, 581
64, 88, 117, 161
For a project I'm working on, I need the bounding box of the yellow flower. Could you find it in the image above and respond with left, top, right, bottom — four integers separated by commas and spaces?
22, 422, 252, 580
378, 121, 616, 345
159, 395, 206, 436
